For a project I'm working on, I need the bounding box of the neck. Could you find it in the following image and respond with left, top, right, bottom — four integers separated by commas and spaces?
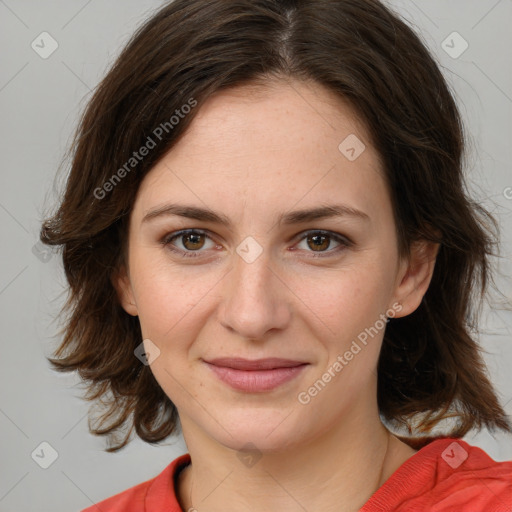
176, 416, 413, 512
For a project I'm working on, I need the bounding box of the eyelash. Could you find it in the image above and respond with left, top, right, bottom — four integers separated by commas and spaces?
160, 229, 352, 259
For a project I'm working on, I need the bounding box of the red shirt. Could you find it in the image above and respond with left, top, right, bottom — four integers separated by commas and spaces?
81, 437, 512, 511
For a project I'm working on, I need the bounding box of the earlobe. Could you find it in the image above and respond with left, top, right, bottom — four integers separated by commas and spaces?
111, 265, 139, 317
392, 240, 440, 318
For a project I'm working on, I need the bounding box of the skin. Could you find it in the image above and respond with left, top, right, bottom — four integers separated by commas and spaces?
114, 78, 439, 512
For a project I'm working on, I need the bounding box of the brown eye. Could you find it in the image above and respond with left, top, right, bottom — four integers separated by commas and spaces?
306, 233, 331, 251
181, 232, 206, 250
161, 229, 217, 258
295, 230, 351, 257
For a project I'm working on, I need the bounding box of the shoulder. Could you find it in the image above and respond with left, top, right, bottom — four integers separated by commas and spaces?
80, 453, 191, 512
363, 437, 512, 512
80, 477, 151, 512
430, 438, 512, 511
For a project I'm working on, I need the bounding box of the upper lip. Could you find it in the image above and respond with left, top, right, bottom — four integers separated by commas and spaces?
204, 357, 308, 370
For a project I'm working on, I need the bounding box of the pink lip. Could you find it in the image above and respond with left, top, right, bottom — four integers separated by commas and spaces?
203, 358, 309, 392
205, 357, 307, 370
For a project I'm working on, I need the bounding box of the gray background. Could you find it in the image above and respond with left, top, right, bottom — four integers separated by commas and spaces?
0, 1, 511, 511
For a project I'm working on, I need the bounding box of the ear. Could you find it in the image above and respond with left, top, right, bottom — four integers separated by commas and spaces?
111, 264, 139, 316
391, 239, 440, 318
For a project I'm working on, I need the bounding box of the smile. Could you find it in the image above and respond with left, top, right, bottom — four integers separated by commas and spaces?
203, 358, 309, 392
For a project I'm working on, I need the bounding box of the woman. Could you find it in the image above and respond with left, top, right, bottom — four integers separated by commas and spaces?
40, 0, 512, 510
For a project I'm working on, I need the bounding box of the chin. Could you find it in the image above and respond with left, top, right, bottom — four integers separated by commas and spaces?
207, 406, 307, 453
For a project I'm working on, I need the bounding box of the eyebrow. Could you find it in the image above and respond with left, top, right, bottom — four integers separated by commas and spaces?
141, 203, 370, 227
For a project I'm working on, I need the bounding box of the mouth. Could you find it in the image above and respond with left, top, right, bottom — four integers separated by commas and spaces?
204, 357, 308, 370
202, 357, 309, 392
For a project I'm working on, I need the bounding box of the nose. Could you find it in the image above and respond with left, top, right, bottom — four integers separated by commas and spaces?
217, 247, 291, 341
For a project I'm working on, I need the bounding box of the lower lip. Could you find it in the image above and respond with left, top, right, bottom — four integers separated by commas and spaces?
204, 362, 308, 392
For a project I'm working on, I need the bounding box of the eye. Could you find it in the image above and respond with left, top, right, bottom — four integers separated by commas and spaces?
293, 230, 351, 257
160, 229, 352, 259
161, 229, 219, 258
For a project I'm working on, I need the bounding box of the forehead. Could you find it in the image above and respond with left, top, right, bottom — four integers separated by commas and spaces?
134, 79, 390, 226
184, 79, 373, 155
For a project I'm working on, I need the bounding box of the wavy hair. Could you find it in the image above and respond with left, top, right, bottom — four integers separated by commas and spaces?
40, 0, 512, 451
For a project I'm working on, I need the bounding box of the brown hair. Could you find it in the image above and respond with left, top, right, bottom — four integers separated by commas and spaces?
40, 0, 512, 452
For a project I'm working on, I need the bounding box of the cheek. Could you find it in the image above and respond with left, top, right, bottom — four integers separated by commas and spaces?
292, 261, 392, 338
128, 250, 218, 340
294, 269, 390, 394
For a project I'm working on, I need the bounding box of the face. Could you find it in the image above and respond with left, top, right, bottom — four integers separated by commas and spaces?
115, 79, 436, 453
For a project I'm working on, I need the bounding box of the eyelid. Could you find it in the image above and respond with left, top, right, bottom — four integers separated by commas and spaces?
160, 228, 352, 258
291, 228, 352, 244
160, 228, 219, 257
291, 229, 352, 257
